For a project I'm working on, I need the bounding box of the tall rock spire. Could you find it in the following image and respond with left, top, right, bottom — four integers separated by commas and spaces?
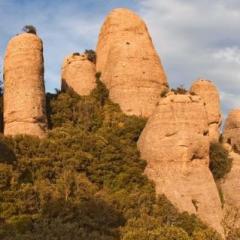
138, 92, 224, 235
61, 53, 96, 96
96, 8, 168, 117
3, 32, 47, 137
190, 79, 221, 142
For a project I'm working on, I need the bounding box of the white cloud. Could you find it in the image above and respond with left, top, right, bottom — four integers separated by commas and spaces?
0, 1, 103, 91
213, 47, 240, 65
137, 0, 240, 117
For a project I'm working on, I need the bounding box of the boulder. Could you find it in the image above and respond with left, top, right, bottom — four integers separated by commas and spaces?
223, 109, 240, 152
190, 79, 221, 142
138, 92, 224, 235
96, 8, 168, 117
3, 33, 47, 138
221, 109, 240, 228
221, 151, 240, 228
61, 53, 96, 96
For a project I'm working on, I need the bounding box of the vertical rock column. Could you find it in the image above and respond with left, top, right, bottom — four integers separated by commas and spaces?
138, 93, 224, 235
4, 33, 47, 137
61, 53, 96, 96
190, 79, 221, 142
221, 109, 240, 228
96, 8, 168, 117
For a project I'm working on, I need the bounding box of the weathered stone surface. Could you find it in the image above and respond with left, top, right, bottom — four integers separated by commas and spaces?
221, 110, 240, 227
221, 150, 240, 228
4, 33, 47, 138
138, 93, 224, 235
190, 79, 221, 142
223, 109, 240, 152
96, 8, 168, 117
61, 53, 96, 96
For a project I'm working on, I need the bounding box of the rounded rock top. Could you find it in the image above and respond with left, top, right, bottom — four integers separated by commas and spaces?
6, 33, 42, 52
100, 8, 146, 33
191, 79, 218, 90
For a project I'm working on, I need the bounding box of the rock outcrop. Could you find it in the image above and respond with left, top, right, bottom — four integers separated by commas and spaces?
61, 53, 96, 95
221, 109, 240, 227
3, 33, 47, 138
96, 8, 168, 117
190, 79, 221, 142
138, 93, 224, 235
221, 151, 240, 228
223, 109, 240, 152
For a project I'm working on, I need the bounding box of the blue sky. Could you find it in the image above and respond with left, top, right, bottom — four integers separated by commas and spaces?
1, 0, 240, 118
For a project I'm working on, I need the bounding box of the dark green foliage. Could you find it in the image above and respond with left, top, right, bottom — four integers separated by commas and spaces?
85, 49, 96, 64
0, 78, 222, 239
72, 52, 80, 56
160, 88, 169, 98
22, 25, 37, 34
209, 143, 232, 180
171, 85, 188, 95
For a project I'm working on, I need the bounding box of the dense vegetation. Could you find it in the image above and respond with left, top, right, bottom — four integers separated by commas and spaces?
209, 142, 232, 180
22, 25, 37, 35
0, 76, 223, 239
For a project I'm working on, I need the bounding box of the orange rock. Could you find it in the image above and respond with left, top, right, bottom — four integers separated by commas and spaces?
3, 33, 47, 138
221, 109, 240, 227
61, 53, 96, 96
138, 92, 224, 235
96, 8, 168, 117
190, 79, 221, 142
223, 109, 240, 151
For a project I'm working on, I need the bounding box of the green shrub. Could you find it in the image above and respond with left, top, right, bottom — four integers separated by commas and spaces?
171, 85, 188, 95
85, 49, 96, 63
22, 25, 37, 34
209, 143, 232, 179
0, 77, 222, 239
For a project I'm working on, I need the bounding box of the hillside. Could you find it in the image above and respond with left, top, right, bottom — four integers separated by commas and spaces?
0, 77, 224, 240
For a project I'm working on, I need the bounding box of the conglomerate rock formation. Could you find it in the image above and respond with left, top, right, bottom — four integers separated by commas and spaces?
3, 33, 47, 138
138, 92, 224, 235
221, 109, 240, 227
223, 109, 240, 152
61, 53, 96, 95
190, 79, 221, 142
221, 151, 240, 228
96, 8, 168, 117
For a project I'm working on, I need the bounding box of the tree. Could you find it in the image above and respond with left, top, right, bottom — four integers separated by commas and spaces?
22, 25, 37, 34
85, 49, 96, 64
209, 143, 232, 179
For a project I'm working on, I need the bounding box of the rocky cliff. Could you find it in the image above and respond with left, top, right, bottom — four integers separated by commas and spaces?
61, 53, 96, 95
190, 79, 221, 142
223, 109, 240, 152
221, 109, 240, 228
3, 33, 47, 137
138, 92, 224, 235
96, 8, 168, 117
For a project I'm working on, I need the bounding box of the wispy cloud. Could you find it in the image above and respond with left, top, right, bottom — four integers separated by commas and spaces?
138, 0, 240, 118
0, 0, 138, 91
1, 0, 239, 120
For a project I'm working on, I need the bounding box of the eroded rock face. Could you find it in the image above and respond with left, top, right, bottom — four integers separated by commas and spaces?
221, 110, 240, 227
4, 33, 47, 138
96, 8, 168, 117
223, 109, 240, 152
61, 53, 96, 96
221, 151, 240, 228
138, 93, 224, 235
190, 79, 221, 142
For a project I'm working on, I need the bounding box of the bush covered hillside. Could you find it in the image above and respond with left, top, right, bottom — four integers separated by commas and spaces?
0, 75, 222, 240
